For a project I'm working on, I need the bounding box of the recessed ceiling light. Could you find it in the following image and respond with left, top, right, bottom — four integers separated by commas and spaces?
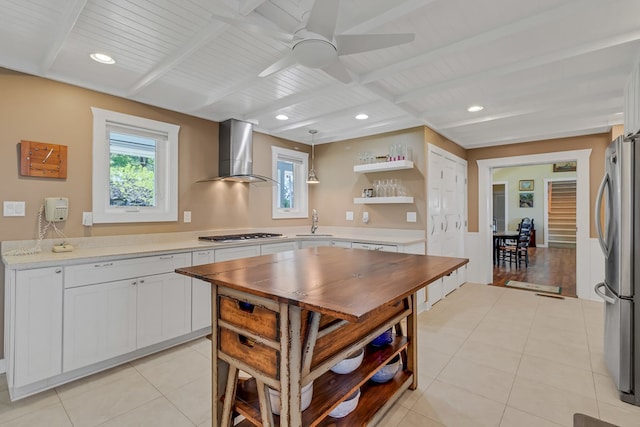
467, 105, 484, 112
276, 114, 289, 120
90, 53, 115, 64
355, 113, 369, 120
615, 112, 624, 115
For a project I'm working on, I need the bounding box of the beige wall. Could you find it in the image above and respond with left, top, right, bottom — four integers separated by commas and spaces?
466, 133, 611, 236
0, 68, 313, 242
305, 128, 428, 230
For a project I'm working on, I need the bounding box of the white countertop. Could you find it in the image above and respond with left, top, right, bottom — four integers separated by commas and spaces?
2, 227, 425, 270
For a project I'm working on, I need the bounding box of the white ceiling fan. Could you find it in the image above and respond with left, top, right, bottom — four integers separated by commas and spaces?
251, 0, 415, 83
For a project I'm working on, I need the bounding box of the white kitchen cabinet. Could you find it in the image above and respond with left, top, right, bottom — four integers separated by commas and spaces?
63, 279, 136, 372
351, 242, 398, 252
260, 240, 298, 254
192, 250, 214, 331
331, 240, 352, 248
300, 240, 331, 248
427, 278, 444, 307
215, 245, 260, 261
12, 267, 63, 387
137, 272, 192, 348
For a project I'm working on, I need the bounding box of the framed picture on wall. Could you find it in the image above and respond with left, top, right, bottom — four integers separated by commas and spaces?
553, 161, 577, 172
519, 192, 534, 208
519, 179, 534, 191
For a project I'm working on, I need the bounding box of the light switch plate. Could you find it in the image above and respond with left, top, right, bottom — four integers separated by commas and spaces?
407, 212, 417, 222
3, 201, 26, 217
82, 212, 93, 226
362, 211, 369, 223
184, 211, 192, 223
346, 211, 354, 221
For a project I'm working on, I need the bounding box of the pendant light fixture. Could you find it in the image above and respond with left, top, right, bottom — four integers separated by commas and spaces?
306, 130, 320, 184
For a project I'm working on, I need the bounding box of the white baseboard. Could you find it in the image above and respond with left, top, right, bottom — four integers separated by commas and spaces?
0, 358, 5, 374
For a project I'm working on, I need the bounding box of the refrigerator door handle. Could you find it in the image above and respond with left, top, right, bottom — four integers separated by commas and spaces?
595, 173, 610, 256
594, 282, 616, 304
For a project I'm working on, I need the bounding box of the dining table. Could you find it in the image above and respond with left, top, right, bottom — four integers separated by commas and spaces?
493, 231, 520, 264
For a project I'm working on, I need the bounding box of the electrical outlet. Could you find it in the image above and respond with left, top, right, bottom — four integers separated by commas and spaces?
184, 211, 192, 223
407, 212, 417, 222
346, 211, 354, 221
362, 211, 369, 224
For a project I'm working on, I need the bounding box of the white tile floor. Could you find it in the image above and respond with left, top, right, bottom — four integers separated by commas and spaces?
1, 283, 639, 426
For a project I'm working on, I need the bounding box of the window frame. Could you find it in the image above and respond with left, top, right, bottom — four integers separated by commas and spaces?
91, 107, 180, 223
271, 146, 309, 219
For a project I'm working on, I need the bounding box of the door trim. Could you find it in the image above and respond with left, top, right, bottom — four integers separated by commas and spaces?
478, 149, 591, 298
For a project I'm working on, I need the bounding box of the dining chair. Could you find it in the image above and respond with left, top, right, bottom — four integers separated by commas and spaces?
499, 227, 531, 268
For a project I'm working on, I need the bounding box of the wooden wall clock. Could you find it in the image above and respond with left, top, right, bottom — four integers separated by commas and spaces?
20, 140, 68, 179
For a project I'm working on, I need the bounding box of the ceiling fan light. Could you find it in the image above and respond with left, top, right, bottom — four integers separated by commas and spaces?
293, 39, 337, 68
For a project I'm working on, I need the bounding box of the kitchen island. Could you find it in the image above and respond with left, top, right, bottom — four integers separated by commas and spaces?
176, 246, 468, 427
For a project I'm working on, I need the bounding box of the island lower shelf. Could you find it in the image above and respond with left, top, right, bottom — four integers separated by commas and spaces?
234, 336, 410, 426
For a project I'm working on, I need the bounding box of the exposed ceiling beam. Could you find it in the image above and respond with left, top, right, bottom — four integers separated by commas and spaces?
359, 0, 596, 85
341, 0, 436, 34
39, 0, 87, 74
396, 28, 640, 104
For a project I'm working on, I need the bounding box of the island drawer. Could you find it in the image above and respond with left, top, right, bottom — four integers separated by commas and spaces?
219, 328, 279, 379
218, 296, 279, 340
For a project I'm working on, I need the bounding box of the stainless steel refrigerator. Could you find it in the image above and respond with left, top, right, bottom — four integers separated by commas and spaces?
595, 132, 640, 406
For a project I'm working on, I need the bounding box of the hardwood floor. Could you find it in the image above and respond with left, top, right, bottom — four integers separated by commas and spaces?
492, 246, 577, 297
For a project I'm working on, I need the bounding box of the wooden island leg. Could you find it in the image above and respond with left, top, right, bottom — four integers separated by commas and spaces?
279, 304, 303, 427
407, 293, 418, 390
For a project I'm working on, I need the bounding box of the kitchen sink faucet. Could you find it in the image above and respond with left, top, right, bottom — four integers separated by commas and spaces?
311, 209, 318, 234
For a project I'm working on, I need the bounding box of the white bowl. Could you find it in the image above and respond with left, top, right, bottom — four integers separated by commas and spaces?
371, 355, 401, 383
268, 381, 313, 415
329, 389, 361, 418
331, 348, 364, 374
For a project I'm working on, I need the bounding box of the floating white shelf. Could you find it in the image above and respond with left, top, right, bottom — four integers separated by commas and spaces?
353, 196, 414, 204
353, 160, 414, 173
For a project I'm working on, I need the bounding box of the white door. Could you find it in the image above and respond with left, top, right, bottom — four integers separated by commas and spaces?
427, 149, 444, 255
442, 156, 458, 257
13, 267, 63, 387
63, 280, 137, 371
137, 273, 192, 348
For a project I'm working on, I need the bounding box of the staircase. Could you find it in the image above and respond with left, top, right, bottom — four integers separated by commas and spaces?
547, 180, 576, 248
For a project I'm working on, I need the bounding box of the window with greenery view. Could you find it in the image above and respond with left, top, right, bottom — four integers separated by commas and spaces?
92, 108, 179, 223
272, 146, 308, 219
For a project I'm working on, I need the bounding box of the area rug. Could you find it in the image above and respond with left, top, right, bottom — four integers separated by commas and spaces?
505, 280, 561, 294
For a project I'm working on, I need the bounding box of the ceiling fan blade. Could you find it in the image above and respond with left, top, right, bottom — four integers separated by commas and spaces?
335, 33, 415, 56
321, 59, 352, 83
210, 13, 293, 43
305, 0, 338, 40
258, 54, 297, 78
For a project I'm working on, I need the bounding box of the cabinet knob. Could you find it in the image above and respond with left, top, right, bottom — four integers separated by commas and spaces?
55, 268, 62, 274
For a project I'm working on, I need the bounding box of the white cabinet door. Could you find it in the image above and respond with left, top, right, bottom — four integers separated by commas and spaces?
215, 245, 260, 262
427, 278, 443, 307
261, 241, 298, 254
137, 273, 192, 348
192, 250, 214, 331
300, 240, 331, 248
63, 280, 136, 372
13, 267, 63, 387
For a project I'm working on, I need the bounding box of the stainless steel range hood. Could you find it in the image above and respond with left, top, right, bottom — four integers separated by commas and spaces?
200, 119, 273, 183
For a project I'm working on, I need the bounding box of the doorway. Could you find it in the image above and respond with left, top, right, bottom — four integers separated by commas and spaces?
492, 182, 507, 232
477, 149, 591, 299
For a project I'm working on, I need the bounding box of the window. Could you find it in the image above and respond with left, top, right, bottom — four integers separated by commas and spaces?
91, 107, 179, 223
272, 146, 309, 219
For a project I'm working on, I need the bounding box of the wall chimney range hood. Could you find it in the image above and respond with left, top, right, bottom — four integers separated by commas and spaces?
200, 119, 274, 183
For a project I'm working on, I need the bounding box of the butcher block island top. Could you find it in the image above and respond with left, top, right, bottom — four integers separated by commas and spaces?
175, 247, 468, 427
176, 246, 467, 322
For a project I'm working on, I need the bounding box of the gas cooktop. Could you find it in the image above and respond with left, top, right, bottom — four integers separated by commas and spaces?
199, 232, 283, 243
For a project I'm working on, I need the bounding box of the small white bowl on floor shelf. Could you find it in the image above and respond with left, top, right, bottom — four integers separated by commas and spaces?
371, 354, 401, 383
268, 381, 313, 414
329, 389, 361, 418
330, 348, 365, 374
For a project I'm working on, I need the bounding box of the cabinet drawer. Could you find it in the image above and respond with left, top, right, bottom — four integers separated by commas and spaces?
351, 242, 398, 252
65, 252, 192, 288
219, 328, 279, 379
218, 296, 278, 340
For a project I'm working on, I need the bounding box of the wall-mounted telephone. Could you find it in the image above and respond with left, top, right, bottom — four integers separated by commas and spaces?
45, 197, 69, 222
